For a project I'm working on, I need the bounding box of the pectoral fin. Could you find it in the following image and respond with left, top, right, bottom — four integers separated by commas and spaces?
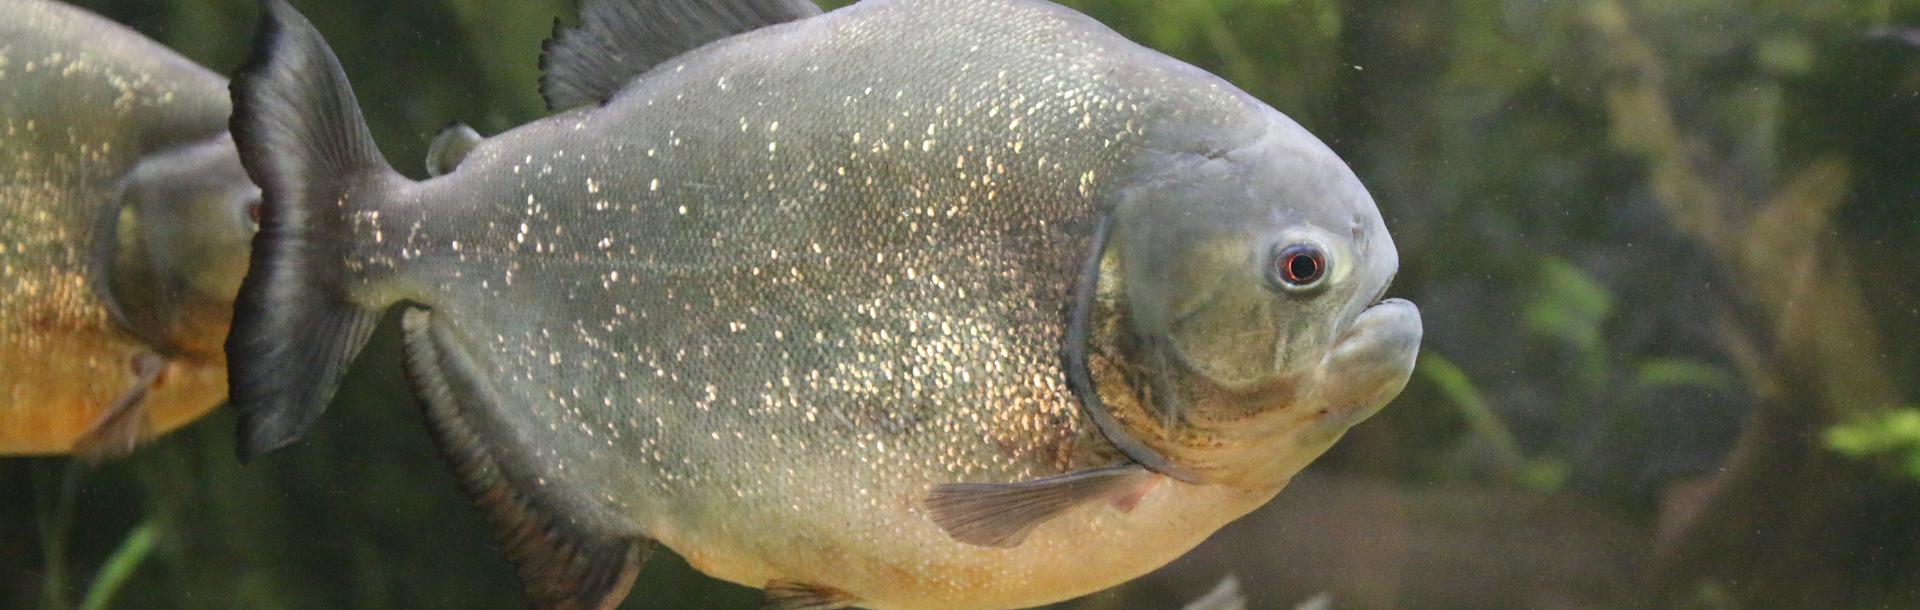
402, 309, 651, 610
71, 352, 167, 462
763, 580, 859, 610
925, 463, 1156, 548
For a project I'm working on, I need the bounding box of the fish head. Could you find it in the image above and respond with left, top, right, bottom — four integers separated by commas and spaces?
109, 133, 260, 358
1108, 105, 1421, 486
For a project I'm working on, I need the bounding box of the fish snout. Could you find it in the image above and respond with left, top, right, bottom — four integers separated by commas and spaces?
1307, 297, 1422, 429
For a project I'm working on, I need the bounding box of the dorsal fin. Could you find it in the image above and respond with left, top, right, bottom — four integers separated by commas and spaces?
425, 122, 482, 177
540, 0, 823, 110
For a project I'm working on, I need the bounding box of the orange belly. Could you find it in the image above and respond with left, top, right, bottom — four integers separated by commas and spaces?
0, 324, 226, 455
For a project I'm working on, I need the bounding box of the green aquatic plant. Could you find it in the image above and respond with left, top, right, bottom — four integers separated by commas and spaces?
31, 461, 82, 610
1524, 256, 1613, 393
76, 520, 159, 610
1420, 255, 1739, 494
1825, 407, 1920, 478
28, 460, 161, 610
1417, 351, 1570, 491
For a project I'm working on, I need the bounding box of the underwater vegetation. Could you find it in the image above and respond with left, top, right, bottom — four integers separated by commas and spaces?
3, 0, 1918, 609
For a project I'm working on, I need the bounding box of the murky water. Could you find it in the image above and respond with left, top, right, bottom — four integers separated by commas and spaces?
4, 0, 1918, 608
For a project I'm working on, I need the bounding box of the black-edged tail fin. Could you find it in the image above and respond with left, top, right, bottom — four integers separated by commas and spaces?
227, 0, 400, 461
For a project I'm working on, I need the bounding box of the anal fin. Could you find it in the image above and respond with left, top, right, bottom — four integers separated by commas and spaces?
763, 580, 859, 610
402, 309, 651, 610
71, 352, 166, 462
925, 463, 1157, 548
1179, 574, 1248, 610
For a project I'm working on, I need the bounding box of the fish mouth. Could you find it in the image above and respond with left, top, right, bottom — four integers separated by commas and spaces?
1278, 273, 1415, 433
1331, 271, 1397, 345
1317, 295, 1423, 411
1366, 273, 1396, 309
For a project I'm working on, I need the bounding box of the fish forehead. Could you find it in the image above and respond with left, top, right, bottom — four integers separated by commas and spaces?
353, 0, 1262, 522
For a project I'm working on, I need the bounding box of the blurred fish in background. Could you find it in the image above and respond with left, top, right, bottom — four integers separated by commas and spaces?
0, 0, 256, 461
1, 2, 255, 608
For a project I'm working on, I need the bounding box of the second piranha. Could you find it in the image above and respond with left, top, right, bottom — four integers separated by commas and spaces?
225, 0, 1424, 608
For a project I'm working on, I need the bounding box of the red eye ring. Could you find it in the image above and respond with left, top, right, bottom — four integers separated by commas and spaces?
1273, 244, 1326, 287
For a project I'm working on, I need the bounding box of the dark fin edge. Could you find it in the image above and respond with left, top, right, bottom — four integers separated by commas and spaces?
539, 0, 824, 110
402, 309, 651, 610
425, 122, 482, 177
70, 352, 167, 462
925, 463, 1155, 548
227, 0, 395, 460
763, 580, 859, 610
1063, 212, 1201, 482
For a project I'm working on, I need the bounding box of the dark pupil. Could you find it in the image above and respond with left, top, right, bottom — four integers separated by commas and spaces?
1281, 247, 1324, 285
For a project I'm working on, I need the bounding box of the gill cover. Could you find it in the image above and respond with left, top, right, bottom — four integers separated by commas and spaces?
103, 134, 259, 357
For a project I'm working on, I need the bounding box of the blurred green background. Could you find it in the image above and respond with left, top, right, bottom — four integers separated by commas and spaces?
5, 0, 1920, 608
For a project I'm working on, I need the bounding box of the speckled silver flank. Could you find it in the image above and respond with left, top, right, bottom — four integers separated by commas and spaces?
364, 0, 1246, 509
299, 0, 1415, 607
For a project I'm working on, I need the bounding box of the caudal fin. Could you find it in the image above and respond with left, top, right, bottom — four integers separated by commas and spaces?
227, 0, 400, 460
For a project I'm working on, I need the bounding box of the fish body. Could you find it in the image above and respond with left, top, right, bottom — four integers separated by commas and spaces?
0, 0, 258, 458
228, 0, 1421, 608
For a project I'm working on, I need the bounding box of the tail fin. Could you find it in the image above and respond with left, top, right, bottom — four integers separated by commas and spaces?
227, 0, 400, 460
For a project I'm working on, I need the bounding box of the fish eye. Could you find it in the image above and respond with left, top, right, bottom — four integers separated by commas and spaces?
1269, 244, 1327, 290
